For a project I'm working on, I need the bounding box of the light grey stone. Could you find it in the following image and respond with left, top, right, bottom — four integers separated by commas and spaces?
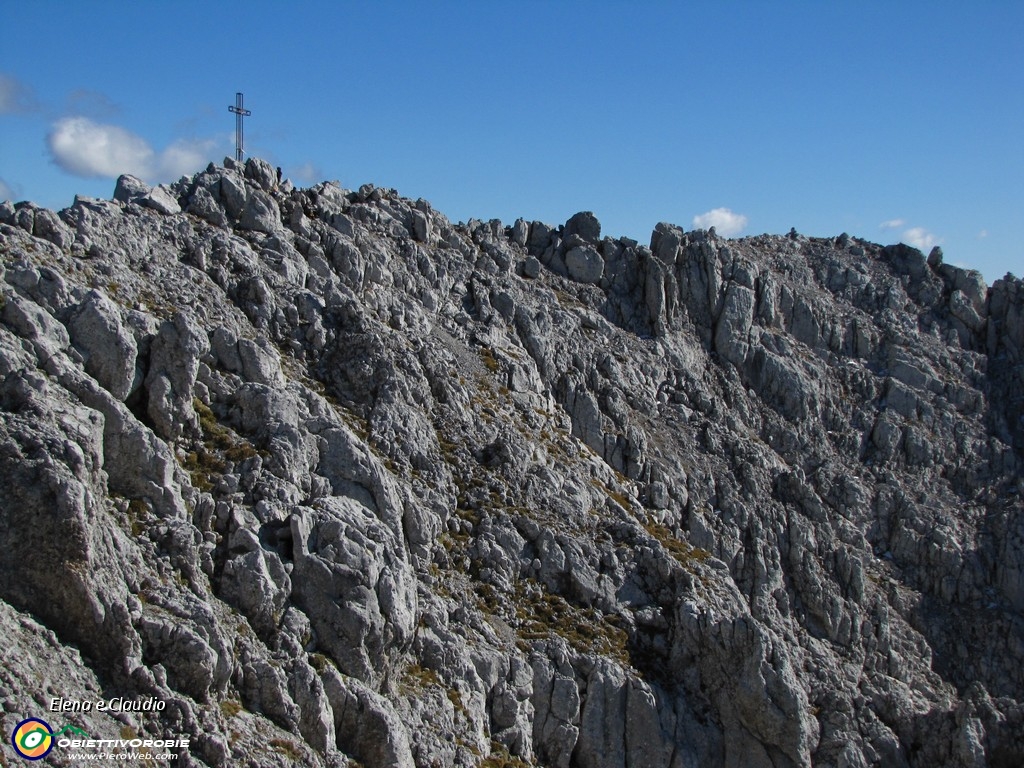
565, 211, 601, 242
320, 666, 416, 768
238, 336, 285, 386
512, 218, 529, 247
220, 172, 248, 218
411, 209, 431, 242
245, 157, 279, 191
113, 174, 151, 203
69, 290, 138, 400
0, 157, 1021, 768
522, 255, 541, 278
565, 246, 604, 284
32, 208, 74, 248
239, 189, 281, 233
187, 184, 229, 227
141, 185, 181, 215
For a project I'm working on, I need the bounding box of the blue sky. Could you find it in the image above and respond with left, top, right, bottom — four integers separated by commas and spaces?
2, 2, 1021, 283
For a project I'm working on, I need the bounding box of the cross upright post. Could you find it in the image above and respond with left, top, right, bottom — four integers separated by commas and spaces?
228, 92, 252, 163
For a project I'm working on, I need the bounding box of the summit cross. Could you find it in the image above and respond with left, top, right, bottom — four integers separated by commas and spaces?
228, 92, 252, 162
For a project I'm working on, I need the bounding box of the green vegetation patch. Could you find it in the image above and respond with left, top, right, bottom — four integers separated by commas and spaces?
400, 662, 442, 695
126, 497, 149, 536
514, 581, 629, 665
195, 398, 260, 462
269, 738, 302, 761
644, 520, 712, 569
183, 398, 261, 491
479, 347, 500, 374
480, 742, 535, 767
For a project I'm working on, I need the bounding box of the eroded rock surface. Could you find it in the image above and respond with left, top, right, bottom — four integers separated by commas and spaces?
0, 161, 1021, 767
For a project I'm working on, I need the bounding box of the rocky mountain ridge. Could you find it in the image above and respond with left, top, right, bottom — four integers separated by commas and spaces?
0, 157, 1022, 767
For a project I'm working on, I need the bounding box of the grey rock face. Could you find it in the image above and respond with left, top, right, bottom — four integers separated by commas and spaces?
109, 174, 182, 215
564, 211, 601, 242
0, 160, 1022, 768
290, 501, 417, 686
69, 289, 139, 400
142, 185, 182, 215
565, 245, 604, 284
145, 313, 208, 440
114, 173, 151, 203
245, 157, 279, 191
187, 184, 230, 227
239, 189, 282, 233
411, 209, 431, 242
220, 172, 248, 218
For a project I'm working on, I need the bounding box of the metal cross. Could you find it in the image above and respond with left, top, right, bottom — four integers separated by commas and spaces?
228, 92, 251, 162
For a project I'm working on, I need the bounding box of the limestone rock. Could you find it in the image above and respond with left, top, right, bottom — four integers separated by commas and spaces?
142, 185, 182, 215
321, 667, 415, 768
245, 157, 279, 191
565, 211, 601, 242
114, 173, 151, 203
411, 209, 431, 242
69, 289, 138, 400
239, 189, 281, 233
187, 184, 229, 227
32, 207, 74, 247
565, 245, 604, 284
290, 501, 417, 686
145, 312, 208, 440
220, 172, 248, 218
0, 158, 1021, 768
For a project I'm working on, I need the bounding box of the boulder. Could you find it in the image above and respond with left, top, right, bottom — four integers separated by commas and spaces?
411, 209, 431, 242
69, 290, 138, 400
320, 667, 415, 768
32, 208, 74, 248
289, 501, 417, 686
141, 185, 182, 215
113, 174, 151, 203
565, 246, 604, 284
187, 185, 229, 227
220, 173, 249, 218
220, 541, 291, 638
245, 157, 279, 191
522, 255, 541, 279
512, 218, 529, 247
239, 189, 281, 233
565, 211, 601, 242
145, 312, 209, 440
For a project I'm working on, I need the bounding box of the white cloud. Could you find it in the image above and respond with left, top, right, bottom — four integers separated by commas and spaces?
48, 117, 155, 178
47, 116, 218, 182
692, 207, 748, 237
900, 226, 941, 252
880, 218, 905, 230
0, 177, 16, 201
978, 229, 988, 239
289, 162, 323, 185
158, 138, 218, 180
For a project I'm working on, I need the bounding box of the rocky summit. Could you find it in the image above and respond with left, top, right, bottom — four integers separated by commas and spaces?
1, 157, 1022, 768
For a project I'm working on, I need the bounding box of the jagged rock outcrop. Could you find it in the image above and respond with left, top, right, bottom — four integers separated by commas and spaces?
0, 158, 1022, 767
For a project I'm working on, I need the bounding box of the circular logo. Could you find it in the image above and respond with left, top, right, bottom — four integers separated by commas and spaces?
11, 718, 54, 761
